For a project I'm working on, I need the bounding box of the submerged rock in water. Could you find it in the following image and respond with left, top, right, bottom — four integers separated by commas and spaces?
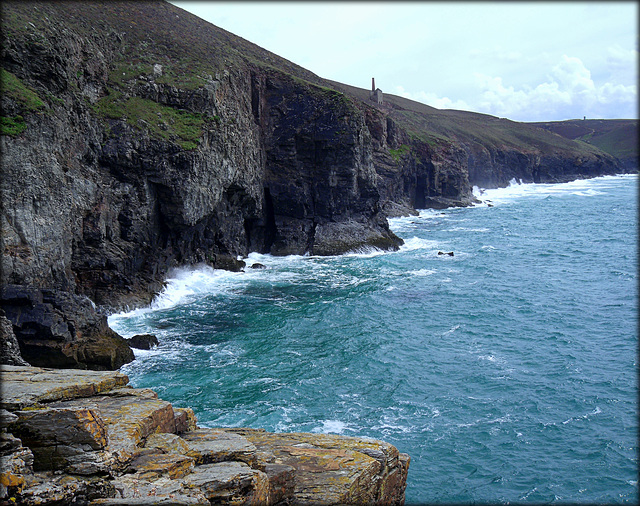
126, 334, 159, 350
0, 365, 410, 505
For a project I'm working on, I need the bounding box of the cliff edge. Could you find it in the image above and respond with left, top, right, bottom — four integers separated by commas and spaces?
0, 365, 410, 505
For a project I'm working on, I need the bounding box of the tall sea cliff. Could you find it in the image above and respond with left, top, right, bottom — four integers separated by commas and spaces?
0, 2, 637, 503
0, 0, 633, 369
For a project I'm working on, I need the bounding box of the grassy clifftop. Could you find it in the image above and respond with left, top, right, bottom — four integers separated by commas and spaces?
329, 80, 612, 159
1, 1, 321, 80
529, 119, 638, 169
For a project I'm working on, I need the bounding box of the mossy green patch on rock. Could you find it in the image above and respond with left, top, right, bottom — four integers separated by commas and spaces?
0, 68, 45, 136
389, 144, 411, 162
0, 68, 45, 111
0, 115, 27, 136
93, 90, 205, 150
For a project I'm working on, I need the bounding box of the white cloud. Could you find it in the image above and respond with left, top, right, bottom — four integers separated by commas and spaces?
394, 86, 473, 112
550, 55, 595, 94
170, 1, 638, 122
468, 55, 637, 121
600, 82, 637, 101
606, 44, 639, 84
392, 51, 638, 122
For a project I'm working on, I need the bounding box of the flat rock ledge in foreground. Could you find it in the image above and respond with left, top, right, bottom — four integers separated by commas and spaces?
0, 365, 409, 505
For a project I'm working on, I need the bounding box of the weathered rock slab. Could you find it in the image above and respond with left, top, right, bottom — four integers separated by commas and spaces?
223, 428, 410, 505
181, 461, 270, 505
0, 364, 130, 410
95, 475, 209, 505
1, 366, 409, 505
180, 428, 258, 467
9, 406, 108, 472
126, 451, 195, 480
49, 390, 176, 471
12, 472, 115, 506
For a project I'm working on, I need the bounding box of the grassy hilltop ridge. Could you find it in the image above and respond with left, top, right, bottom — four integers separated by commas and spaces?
529, 119, 638, 169
329, 80, 630, 160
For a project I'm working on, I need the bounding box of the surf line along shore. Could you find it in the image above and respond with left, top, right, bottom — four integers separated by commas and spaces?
0, 364, 410, 504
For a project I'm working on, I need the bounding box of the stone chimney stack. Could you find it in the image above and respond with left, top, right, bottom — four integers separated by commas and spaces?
372, 78, 375, 92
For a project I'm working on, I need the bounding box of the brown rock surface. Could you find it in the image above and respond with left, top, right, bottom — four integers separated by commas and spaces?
0, 365, 409, 504
180, 429, 258, 467
181, 461, 270, 505
0, 364, 129, 410
222, 428, 410, 505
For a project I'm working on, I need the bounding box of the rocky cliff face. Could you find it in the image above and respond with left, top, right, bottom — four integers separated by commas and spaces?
362, 106, 474, 213
0, 1, 402, 367
1, 2, 399, 308
0, 1, 630, 370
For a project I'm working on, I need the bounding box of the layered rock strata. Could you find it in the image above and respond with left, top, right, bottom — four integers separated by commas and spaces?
0, 365, 410, 505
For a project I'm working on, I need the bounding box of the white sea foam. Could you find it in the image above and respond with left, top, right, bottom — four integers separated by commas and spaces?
443, 324, 460, 336
472, 174, 636, 207
561, 406, 603, 425
313, 419, 350, 435
571, 189, 606, 196
344, 246, 387, 258
520, 487, 538, 501
399, 236, 441, 252
446, 226, 490, 233
108, 252, 316, 332
129, 348, 157, 359
151, 265, 244, 310
108, 263, 248, 327
208, 347, 240, 369
409, 268, 436, 277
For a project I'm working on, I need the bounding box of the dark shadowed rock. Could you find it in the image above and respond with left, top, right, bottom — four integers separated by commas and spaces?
1, 312, 29, 366
0, 286, 133, 370
126, 334, 159, 350
209, 255, 246, 273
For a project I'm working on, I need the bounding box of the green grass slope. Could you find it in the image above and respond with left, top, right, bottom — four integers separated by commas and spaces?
329, 80, 612, 159
529, 119, 638, 169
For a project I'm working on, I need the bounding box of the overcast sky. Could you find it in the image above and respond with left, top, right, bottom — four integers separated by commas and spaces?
170, 1, 638, 122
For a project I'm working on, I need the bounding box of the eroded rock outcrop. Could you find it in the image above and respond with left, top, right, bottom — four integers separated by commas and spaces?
0, 312, 28, 366
0, 2, 403, 367
0, 365, 410, 504
0, 285, 133, 370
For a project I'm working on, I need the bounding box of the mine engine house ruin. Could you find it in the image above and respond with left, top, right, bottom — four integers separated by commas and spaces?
370, 77, 383, 105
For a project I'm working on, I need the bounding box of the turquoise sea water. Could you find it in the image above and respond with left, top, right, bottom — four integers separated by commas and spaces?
109, 174, 638, 504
